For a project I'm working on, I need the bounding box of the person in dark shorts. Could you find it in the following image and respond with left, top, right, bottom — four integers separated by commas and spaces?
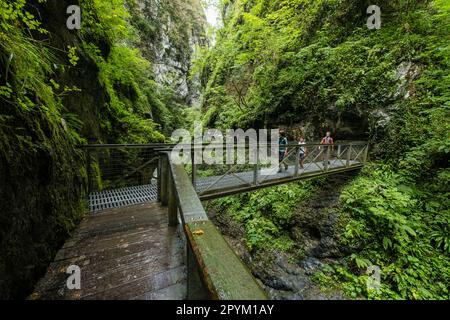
278, 131, 289, 172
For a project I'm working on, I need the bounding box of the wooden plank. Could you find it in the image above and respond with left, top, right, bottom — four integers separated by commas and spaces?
185, 220, 267, 300
55, 229, 181, 263
132, 282, 187, 300
31, 203, 186, 300
170, 161, 208, 223
85, 266, 186, 300
75, 212, 166, 236
63, 228, 158, 251
33, 247, 184, 299
168, 161, 267, 300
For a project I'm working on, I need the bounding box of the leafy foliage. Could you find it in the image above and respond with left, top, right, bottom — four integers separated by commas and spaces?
79, 0, 166, 143
314, 164, 450, 300
201, 0, 450, 300
209, 180, 321, 253
0, 0, 86, 299
0, 0, 183, 298
197, 0, 448, 138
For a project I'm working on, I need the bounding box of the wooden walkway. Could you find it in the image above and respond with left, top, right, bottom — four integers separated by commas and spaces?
31, 203, 186, 300
32, 144, 368, 300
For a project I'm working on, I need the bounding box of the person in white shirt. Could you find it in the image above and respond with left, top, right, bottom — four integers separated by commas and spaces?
298, 137, 307, 169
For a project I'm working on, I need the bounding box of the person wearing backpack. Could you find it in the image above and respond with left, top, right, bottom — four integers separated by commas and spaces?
278, 131, 289, 172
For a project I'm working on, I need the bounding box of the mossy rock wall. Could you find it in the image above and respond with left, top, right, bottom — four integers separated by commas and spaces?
0, 0, 207, 299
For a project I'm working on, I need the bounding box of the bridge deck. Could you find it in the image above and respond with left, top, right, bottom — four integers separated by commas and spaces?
89, 160, 362, 212
31, 203, 186, 300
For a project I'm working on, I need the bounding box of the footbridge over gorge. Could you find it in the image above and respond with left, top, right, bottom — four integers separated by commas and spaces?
32, 142, 369, 300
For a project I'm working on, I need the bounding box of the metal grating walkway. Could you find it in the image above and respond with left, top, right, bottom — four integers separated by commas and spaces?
89, 184, 158, 212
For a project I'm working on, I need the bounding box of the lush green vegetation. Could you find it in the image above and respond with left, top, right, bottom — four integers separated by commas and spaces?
314, 164, 450, 299
0, 0, 85, 299
197, 0, 449, 135
77, 0, 169, 142
0, 0, 197, 298
201, 0, 449, 299
0, 0, 169, 149
209, 179, 324, 254
0, 0, 448, 300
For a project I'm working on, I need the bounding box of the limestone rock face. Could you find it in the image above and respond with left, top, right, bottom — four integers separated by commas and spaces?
133, 0, 208, 106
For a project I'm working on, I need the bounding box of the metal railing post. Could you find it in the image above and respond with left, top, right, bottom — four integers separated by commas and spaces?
294, 146, 300, 177
161, 154, 169, 206
157, 156, 162, 202
253, 145, 259, 185
325, 147, 331, 171
191, 149, 197, 191
363, 145, 369, 163
168, 171, 178, 227
346, 144, 352, 167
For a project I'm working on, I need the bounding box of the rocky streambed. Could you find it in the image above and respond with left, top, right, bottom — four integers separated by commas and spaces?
208, 173, 358, 300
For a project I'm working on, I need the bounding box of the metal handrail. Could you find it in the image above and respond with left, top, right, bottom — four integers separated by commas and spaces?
83, 141, 368, 298
77, 143, 174, 149
82, 145, 162, 194
158, 152, 267, 300
192, 143, 369, 197
78, 141, 369, 150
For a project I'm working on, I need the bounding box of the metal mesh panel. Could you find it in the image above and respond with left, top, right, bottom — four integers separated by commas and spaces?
82, 145, 163, 213
89, 184, 158, 212
86, 146, 160, 192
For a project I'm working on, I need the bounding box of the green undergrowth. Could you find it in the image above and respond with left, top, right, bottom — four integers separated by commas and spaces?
0, 0, 87, 299
79, 0, 167, 143
0, 0, 175, 298
313, 162, 450, 300
200, 0, 450, 300
209, 179, 324, 255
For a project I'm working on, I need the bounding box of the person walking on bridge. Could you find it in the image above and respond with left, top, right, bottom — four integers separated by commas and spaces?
320, 131, 334, 167
298, 137, 307, 169
278, 131, 289, 173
